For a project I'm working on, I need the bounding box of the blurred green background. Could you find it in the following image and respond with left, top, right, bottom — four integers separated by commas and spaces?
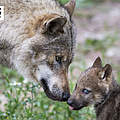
0, 0, 120, 119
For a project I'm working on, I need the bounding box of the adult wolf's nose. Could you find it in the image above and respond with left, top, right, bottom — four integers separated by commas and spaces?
62, 92, 70, 101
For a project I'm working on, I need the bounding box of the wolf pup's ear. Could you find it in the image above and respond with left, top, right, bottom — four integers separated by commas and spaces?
41, 14, 67, 34
102, 64, 112, 79
64, 0, 76, 17
92, 57, 102, 68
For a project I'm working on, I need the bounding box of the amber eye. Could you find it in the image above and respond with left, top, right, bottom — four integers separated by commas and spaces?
82, 89, 91, 94
48, 56, 54, 65
55, 56, 63, 64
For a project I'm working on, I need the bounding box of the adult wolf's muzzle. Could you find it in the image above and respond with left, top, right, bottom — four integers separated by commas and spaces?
39, 69, 70, 101
41, 78, 70, 101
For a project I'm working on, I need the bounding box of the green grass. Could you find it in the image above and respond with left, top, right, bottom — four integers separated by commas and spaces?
58, 0, 120, 9
58, 0, 69, 4
83, 34, 118, 53
0, 66, 96, 120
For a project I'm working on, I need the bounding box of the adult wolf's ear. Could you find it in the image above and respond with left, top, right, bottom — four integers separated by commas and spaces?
92, 57, 102, 68
41, 14, 67, 34
64, 0, 76, 17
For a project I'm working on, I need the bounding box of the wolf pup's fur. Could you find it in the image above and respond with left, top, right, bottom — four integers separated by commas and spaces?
68, 57, 120, 120
0, 0, 76, 101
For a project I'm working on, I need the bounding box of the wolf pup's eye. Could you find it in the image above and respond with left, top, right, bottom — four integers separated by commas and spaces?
55, 56, 62, 64
82, 89, 91, 94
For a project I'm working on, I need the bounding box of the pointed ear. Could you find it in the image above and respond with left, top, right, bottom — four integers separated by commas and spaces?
92, 57, 102, 68
102, 64, 112, 79
98, 64, 112, 93
64, 0, 76, 17
41, 14, 67, 34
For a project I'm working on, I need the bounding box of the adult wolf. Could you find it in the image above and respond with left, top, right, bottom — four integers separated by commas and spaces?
0, 0, 76, 101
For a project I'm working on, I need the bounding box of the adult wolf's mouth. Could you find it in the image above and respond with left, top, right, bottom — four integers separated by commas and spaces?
41, 78, 49, 91
40, 79, 64, 101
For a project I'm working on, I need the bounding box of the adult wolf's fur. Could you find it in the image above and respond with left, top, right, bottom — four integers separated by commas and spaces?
0, 0, 76, 101
68, 57, 120, 120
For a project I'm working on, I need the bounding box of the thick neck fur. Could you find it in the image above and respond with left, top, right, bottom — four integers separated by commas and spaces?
95, 77, 120, 120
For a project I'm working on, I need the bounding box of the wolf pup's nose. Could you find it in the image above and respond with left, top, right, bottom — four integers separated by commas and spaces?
62, 92, 70, 101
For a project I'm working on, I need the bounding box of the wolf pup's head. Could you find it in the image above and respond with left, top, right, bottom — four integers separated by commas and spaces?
13, 0, 76, 101
67, 57, 113, 110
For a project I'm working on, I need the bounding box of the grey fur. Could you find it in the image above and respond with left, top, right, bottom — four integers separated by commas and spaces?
0, 0, 76, 101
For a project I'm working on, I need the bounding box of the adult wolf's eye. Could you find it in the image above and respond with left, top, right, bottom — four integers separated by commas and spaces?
82, 89, 91, 94
55, 56, 62, 64
48, 56, 54, 65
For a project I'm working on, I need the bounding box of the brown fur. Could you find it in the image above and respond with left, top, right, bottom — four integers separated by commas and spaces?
68, 57, 120, 120
95, 88, 120, 120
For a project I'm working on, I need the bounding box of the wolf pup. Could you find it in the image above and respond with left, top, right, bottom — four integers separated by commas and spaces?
67, 57, 120, 120
0, 0, 76, 101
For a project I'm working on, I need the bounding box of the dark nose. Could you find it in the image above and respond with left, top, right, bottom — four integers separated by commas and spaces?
62, 92, 70, 101
67, 99, 73, 105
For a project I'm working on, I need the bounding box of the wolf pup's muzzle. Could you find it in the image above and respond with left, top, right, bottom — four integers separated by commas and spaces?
67, 98, 88, 110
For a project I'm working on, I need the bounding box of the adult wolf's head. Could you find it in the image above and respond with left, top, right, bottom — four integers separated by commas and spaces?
34, 49, 72, 101
67, 57, 114, 110
12, 0, 76, 101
